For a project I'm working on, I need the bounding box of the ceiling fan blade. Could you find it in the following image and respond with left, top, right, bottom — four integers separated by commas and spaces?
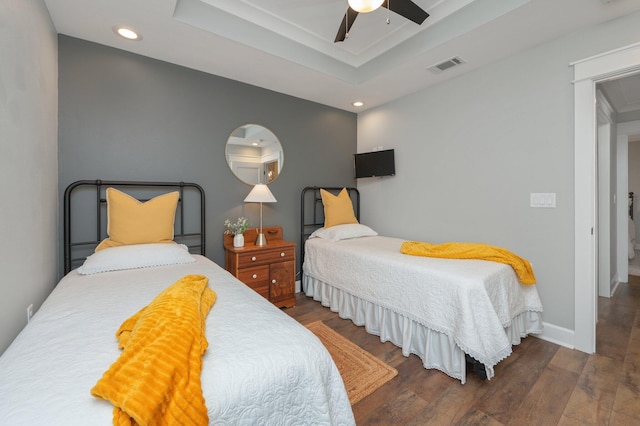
334, 8, 359, 43
383, 0, 429, 25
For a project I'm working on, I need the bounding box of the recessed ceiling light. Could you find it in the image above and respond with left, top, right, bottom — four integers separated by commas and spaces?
113, 26, 141, 41
352, 101, 364, 107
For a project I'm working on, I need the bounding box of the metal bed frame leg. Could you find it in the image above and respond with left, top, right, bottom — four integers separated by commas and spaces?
465, 354, 488, 380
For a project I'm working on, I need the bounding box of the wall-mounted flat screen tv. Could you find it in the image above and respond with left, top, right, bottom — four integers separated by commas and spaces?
354, 149, 395, 178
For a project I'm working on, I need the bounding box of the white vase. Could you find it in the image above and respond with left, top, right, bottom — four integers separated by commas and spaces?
233, 233, 245, 248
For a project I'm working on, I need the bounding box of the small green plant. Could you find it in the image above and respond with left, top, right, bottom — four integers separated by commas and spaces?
224, 217, 250, 235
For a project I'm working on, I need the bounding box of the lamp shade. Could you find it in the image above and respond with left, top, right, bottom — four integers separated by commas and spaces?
244, 184, 277, 203
348, 0, 384, 13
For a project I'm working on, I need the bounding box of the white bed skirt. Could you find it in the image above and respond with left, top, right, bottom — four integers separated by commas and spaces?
304, 273, 543, 383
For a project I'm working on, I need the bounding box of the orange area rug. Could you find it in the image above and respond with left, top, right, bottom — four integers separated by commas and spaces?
306, 321, 398, 405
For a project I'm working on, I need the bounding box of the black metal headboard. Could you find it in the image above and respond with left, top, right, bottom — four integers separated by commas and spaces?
63, 180, 205, 274
300, 186, 360, 272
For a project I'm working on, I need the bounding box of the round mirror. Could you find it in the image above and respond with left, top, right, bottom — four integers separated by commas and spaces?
225, 124, 284, 185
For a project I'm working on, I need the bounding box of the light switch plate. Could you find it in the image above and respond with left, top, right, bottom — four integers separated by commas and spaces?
530, 193, 556, 208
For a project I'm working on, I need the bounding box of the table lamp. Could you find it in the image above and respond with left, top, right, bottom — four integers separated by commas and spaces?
244, 184, 277, 246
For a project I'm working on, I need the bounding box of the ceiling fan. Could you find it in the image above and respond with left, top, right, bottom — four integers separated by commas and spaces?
335, 0, 430, 43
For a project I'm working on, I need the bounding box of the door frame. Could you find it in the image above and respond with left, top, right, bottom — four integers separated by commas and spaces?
572, 42, 640, 353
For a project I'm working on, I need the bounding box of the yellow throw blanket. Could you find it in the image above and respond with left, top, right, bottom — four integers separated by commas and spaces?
400, 241, 536, 285
91, 274, 217, 426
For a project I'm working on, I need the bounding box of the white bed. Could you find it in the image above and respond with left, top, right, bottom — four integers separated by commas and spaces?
0, 180, 354, 425
0, 255, 354, 425
303, 235, 543, 383
300, 186, 543, 384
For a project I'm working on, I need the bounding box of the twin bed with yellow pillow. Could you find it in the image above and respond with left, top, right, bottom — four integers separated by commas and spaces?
301, 186, 544, 383
0, 181, 354, 425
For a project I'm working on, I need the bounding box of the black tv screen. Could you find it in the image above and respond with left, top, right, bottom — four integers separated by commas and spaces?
354, 149, 395, 178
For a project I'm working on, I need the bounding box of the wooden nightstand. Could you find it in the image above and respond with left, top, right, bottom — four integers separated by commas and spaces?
224, 226, 296, 308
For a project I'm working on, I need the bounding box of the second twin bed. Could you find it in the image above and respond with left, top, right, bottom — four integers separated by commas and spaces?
301, 186, 544, 383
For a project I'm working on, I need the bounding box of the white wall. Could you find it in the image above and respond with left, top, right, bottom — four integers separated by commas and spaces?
357, 11, 640, 333
0, 0, 58, 354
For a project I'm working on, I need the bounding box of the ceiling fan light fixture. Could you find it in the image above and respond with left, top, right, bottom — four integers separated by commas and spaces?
348, 0, 385, 13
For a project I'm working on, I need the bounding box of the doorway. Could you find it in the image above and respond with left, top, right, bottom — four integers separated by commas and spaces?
595, 75, 640, 296
623, 131, 640, 274
573, 42, 640, 354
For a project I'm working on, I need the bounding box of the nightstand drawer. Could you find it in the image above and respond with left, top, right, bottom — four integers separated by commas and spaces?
238, 246, 295, 265
238, 266, 269, 299
238, 265, 269, 283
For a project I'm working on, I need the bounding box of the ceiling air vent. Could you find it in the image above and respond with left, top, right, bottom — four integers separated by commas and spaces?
428, 56, 465, 74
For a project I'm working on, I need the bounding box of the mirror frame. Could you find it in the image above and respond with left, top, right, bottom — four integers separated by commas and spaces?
225, 124, 284, 185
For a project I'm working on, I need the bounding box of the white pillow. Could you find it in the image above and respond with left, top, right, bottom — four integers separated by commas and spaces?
77, 243, 196, 275
310, 223, 378, 242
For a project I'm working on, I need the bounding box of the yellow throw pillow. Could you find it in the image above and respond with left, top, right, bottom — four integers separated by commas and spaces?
95, 188, 179, 251
320, 188, 359, 228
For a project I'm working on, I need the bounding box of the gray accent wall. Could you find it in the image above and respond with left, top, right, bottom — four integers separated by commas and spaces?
357, 11, 640, 332
0, 1, 58, 354
58, 36, 356, 274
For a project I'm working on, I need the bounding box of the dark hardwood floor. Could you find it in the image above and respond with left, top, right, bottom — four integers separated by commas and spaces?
286, 277, 640, 425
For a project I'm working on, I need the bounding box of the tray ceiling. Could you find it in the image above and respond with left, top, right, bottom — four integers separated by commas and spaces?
44, 0, 640, 111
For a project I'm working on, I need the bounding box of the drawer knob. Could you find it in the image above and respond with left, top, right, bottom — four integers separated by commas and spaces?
280, 252, 285, 257
272, 279, 276, 284
252, 274, 257, 279
251, 256, 257, 261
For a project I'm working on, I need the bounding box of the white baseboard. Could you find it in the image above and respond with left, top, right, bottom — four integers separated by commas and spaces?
295, 279, 301, 293
607, 273, 620, 297
534, 322, 575, 350
611, 278, 621, 296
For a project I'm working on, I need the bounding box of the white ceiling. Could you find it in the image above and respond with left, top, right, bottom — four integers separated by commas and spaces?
43, 0, 640, 112
600, 73, 640, 114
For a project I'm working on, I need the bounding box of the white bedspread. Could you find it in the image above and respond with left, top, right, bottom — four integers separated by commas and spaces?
0, 256, 354, 425
303, 236, 543, 381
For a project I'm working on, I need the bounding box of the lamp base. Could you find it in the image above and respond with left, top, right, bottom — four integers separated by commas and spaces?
255, 233, 268, 246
